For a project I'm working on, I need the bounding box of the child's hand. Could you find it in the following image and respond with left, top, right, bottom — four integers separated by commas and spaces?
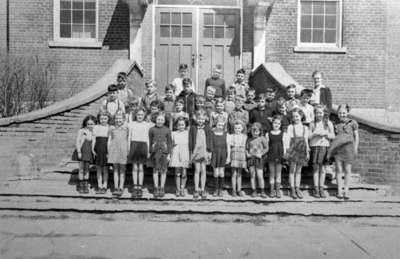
167, 154, 171, 162
354, 147, 358, 156
77, 152, 82, 160
306, 150, 310, 161
226, 158, 230, 164
92, 150, 96, 157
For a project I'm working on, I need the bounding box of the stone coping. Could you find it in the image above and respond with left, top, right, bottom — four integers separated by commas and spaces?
0, 59, 140, 127
254, 63, 400, 134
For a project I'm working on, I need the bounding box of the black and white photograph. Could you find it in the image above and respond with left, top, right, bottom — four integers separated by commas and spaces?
0, 0, 399, 258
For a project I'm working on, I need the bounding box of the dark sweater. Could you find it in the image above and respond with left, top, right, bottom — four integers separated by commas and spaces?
250, 109, 272, 133
205, 77, 226, 97
148, 125, 172, 154
177, 91, 197, 117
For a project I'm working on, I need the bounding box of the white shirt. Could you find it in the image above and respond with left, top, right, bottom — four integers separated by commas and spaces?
93, 125, 109, 137
309, 121, 335, 147
102, 99, 125, 116
299, 103, 314, 124
128, 121, 154, 144
310, 84, 325, 105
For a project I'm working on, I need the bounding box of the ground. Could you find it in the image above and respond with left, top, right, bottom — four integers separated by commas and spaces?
1, 211, 399, 259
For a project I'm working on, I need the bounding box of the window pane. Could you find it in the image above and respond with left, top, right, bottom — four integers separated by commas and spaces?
72, 0, 83, 9
301, 1, 312, 14
225, 27, 235, 39
203, 27, 213, 38
73, 10, 83, 23
85, 10, 96, 24
182, 26, 192, 38
225, 14, 236, 26
313, 15, 324, 29
161, 12, 170, 24
215, 27, 224, 38
204, 14, 213, 25
171, 25, 181, 37
85, 0, 96, 10
171, 13, 181, 25
182, 13, 192, 25
60, 10, 71, 23
313, 2, 324, 14
325, 29, 336, 43
72, 24, 84, 37
60, 24, 71, 37
312, 29, 324, 43
325, 2, 337, 14
300, 29, 312, 42
301, 15, 312, 28
84, 24, 96, 38
325, 15, 336, 29
160, 25, 170, 37
215, 14, 224, 25
60, 0, 71, 9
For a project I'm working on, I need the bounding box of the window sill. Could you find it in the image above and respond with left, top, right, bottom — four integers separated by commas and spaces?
48, 40, 103, 49
294, 46, 347, 54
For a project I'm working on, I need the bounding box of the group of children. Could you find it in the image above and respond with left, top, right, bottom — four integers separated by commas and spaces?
74, 67, 359, 200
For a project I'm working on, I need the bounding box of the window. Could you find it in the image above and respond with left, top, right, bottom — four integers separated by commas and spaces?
160, 12, 193, 38
296, 0, 345, 52
50, 0, 101, 48
203, 13, 237, 39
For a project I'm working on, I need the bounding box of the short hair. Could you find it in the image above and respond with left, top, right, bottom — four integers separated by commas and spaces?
179, 64, 188, 70
214, 64, 223, 70
154, 111, 166, 120
135, 106, 147, 114
337, 103, 351, 112
175, 116, 189, 128
271, 114, 282, 123
107, 84, 118, 92
227, 86, 236, 94
312, 70, 323, 78
182, 77, 192, 86
300, 89, 313, 98
145, 80, 156, 87
265, 87, 275, 93
195, 109, 208, 119
236, 68, 245, 74
82, 115, 97, 128
233, 120, 246, 133
286, 84, 296, 90
195, 95, 206, 102
205, 101, 215, 109
97, 111, 110, 122
165, 84, 174, 92
117, 72, 127, 78
150, 100, 163, 109
290, 107, 305, 122
250, 122, 262, 131
175, 98, 185, 105
114, 111, 125, 120
235, 95, 245, 101
256, 93, 266, 101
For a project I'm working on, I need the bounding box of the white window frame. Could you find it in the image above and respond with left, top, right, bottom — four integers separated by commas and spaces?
294, 0, 346, 53
49, 0, 102, 48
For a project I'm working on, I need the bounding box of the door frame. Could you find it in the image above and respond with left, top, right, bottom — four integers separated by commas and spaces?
152, 3, 243, 88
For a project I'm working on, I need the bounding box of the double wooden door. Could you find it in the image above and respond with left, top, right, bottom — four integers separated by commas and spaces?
155, 7, 241, 94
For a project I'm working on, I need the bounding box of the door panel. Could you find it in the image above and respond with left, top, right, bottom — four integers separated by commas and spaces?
198, 8, 241, 95
155, 8, 197, 88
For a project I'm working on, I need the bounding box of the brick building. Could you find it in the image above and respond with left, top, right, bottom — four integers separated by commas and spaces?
0, 0, 399, 189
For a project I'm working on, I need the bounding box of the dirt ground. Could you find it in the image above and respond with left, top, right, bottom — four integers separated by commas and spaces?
1, 211, 399, 259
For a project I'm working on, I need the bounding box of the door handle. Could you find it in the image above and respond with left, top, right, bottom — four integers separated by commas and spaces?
191, 54, 196, 67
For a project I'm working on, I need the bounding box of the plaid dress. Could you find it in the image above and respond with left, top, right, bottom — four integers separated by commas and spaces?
228, 133, 247, 169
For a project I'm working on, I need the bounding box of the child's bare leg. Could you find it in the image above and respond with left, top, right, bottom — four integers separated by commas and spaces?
249, 167, 256, 191
289, 162, 296, 188
119, 164, 126, 190
132, 164, 138, 186
295, 165, 302, 188
84, 162, 90, 180
181, 168, 187, 190
113, 164, 119, 189
213, 168, 219, 194
200, 162, 207, 191
194, 163, 200, 191
231, 168, 237, 193
276, 163, 282, 185
343, 162, 352, 196
256, 169, 265, 190
335, 160, 344, 196
160, 170, 167, 188
268, 162, 276, 188
175, 168, 181, 191
96, 165, 103, 188
78, 162, 84, 180
103, 166, 108, 188
319, 165, 326, 188
237, 168, 242, 192
152, 168, 159, 188
138, 164, 144, 186
312, 164, 319, 188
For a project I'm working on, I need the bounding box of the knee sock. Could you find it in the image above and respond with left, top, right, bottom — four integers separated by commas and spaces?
214, 177, 219, 191
219, 177, 224, 190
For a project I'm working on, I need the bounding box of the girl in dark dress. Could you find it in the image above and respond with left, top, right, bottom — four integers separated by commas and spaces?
73, 115, 96, 194
266, 115, 285, 198
92, 111, 110, 194
210, 119, 228, 197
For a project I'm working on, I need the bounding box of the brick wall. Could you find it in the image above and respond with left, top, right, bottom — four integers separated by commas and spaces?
0, 0, 6, 53
263, 0, 387, 109
5, 0, 130, 99
354, 124, 400, 189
